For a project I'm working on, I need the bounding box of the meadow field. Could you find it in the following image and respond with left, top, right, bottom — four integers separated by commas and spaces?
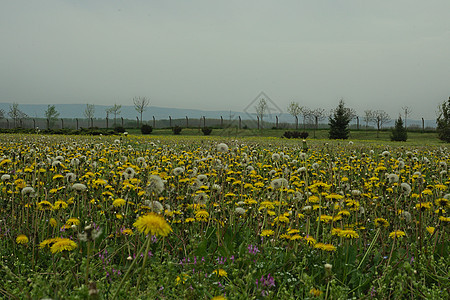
0, 133, 448, 299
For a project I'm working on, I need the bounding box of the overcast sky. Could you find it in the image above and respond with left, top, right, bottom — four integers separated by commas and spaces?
1, 0, 449, 119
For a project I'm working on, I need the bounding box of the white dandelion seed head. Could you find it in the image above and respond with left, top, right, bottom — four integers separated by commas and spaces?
1, 174, 11, 181
387, 174, 399, 183
21, 186, 35, 196
270, 178, 289, 189
173, 167, 185, 176
381, 151, 390, 157
401, 211, 412, 223
246, 165, 254, 172
144, 200, 164, 213
235, 207, 246, 215
269, 170, 277, 176
297, 167, 307, 173
351, 190, 361, 196
400, 182, 412, 196
197, 174, 208, 183
146, 175, 165, 194
70, 158, 80, 167
271, 153, 281, 161
212, 184, 222, 191
312, 163, 320, 171
71, 183, 87, 192
217, 143, 229, 153
398, 161, 405, 169
194, 193, 209, 204
65, 172, 77, 183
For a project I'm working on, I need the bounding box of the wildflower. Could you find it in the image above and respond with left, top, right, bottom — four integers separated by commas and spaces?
65, 172, 77, 183
387, 174, 399, 183
133, 213, 172, 237
71, 183, 87, 192
66, 218, 80, 226
112, 198, 126, 207
217, 143, 229, 153
1, 174, 11, 181
146, 175, 165, 194
21, 186, 35, 196
211, 296, 227, 300
426, 227, 435, 235
37, 200, 53, 211
16, 234, 29, 245
195, 210, 209, 222
173, 167, 185, 176
374, 218, 390, 228
50, 238, 78, 253
212, 269, 227, 277
310, 288, 322, 297
339, 229, 359, 239
53, 201, 68, 210
235, 207, 246, 215
305, 236, 316, 246
389, 230, 406, 239
435, 198, 450, 208
400, 183, 412, 196
261, 229, 275, 237
49, 218, 57, 227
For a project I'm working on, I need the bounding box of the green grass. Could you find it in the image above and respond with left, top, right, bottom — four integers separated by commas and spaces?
127, 127, 443, 145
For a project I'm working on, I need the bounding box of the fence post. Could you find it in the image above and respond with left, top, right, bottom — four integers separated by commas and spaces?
106, 117, 109, 129
121, 117, 124, 127
169, 116, 172, 128
276, 116, 278, 129
33, 119, 36, 129
6, 119, 9, 129
257, 116, 260, 130
76, 118, 78, 130
186, 116, 188, 128
357, 116, 359, 130
203, 116, 206, 128
61, 118, 64, 129
153, 116, 155, 128
422, 118, 424, 133
220, 116, 223, 128
295, 116, 298, 129
239, 116, 241, 129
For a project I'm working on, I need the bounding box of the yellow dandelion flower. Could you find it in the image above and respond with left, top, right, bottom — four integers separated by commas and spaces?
37, 200, 53, 211
40, 237, 60, 249
50, 238, 77, 253
435, 198, 450, 208
374, 218, 389, 228
274, 215, 290, 224
133, 213, 172, 237
66, 218, 80, 226
339, 229, 359, 239
16, 234, 29, 245
438, 216, 450, 222
321, 243, 337, 252
52, 174, 64, 181
310, 288, 322, 297
426, 227, 435, 235
290, 234, 302, 241
113, 198, 126, 207
260, 229, 275, 237
195, 210, 209, 221
305, 236, 316, 246
212, 269, 227, 277
212, 296, 227, 300
53, 200, 68, 210
49, 218, 57, 227
389, 230, 406, 239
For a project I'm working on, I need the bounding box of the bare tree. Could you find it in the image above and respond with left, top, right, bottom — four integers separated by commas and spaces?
287, 101, 302, 129
8, 103, 28, 127
311, 108, 326, 138
84, 104, 95, 119
402, 106, 412, 129
300, 107, 310, 130
134, 97, 150, 127
372, 110, 391, 137
255, 98, 268, 129
363, 110, 373, 129
107, 103, 122, 126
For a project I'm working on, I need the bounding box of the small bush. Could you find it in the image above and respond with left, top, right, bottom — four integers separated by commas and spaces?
172, 125, 182, 135
141, 124, 153, 135
201, 127, 212, 136
114, 126, 126, 134
283, 131, 292, 139
299, 131, 309, 139
283, 131, 308, 139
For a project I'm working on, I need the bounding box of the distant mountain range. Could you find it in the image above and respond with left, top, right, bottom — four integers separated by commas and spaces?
0, 102, 437, 128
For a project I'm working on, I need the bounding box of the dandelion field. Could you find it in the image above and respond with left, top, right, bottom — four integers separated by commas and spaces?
0, 134, 449, 299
